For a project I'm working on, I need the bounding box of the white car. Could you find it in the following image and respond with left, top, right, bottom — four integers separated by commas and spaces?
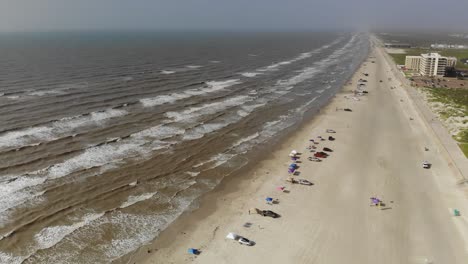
422, 161, 431, 169
238, 237, 253, 246
298, 179, 313, 185
226, 232, 254, 246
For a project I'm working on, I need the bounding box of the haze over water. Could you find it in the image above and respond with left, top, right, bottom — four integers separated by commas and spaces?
0, 31, 369, 263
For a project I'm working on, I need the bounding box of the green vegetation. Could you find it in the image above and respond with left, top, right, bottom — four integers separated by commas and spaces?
389, 54, 407, 65
460, 143, 468, 158
438, 50, 468, 69
388, 48, 430, 65
426, 87, 468, 110
424, 87, 468, 158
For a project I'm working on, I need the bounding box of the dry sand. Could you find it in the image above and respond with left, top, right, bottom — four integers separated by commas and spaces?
124, 38, 468, 264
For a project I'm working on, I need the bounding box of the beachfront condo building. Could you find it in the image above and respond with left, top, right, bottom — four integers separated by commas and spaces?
405, 53, 457, 76
405, 56, 421, 71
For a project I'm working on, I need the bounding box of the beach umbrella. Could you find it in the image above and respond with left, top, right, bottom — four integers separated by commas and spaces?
276, 186, 285, 191
266, 197, 273, 203
226, 232, 238, 240
288, 168, 295, 173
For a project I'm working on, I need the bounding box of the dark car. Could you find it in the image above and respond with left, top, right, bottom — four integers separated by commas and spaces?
261, 210, 280, 218
314, 152, 328, 158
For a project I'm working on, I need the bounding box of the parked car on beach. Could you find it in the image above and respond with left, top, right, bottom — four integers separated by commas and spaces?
422, 161, 431, 169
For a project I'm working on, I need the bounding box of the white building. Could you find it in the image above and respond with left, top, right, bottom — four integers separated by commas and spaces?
405, 56, 421, 71
405, 53, 457, 76
430, 43, 468, 49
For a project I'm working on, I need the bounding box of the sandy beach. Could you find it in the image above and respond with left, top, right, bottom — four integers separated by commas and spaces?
123, 37, 468, 264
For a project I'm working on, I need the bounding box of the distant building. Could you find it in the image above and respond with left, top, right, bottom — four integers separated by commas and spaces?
430, 43, 468, 49
404, 53, 457, 76
405, 56, 421, 71
384, 43, 411, 48
420, 53, 457, 76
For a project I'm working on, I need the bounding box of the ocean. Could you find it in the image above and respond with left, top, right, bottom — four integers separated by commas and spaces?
0, 31, 369, 263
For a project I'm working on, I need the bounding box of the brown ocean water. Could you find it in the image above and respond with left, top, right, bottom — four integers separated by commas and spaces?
0, 31, 369, 263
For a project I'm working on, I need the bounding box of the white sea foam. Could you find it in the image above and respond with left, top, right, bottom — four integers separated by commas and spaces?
0, 124, 185, 221
256, 40, 337, 72
0, 190, 45, 224
47, 143, 143, 180
0, 108, 128, 150
160, 70, 175, 74
140, 79, 241, 107
232, 132, 259, 148
182, 123, 229, 140
28, 90, 63, 96
186, 171, 200, 177
206, 153, 236, 169
210, 60, 221, 63
6, 96, 20, 100
165, 95, 251, 122
0, 252, 22, 264
35, 212, 105, 250
186, 65, 202, 69
241, 72, 262, 77
119, 192, 157, 209
0, 212, 105, 264
140, 94, 189, 107
272, 35, 357, 90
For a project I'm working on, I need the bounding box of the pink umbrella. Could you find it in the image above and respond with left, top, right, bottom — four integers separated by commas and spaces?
276, 186, 285, 191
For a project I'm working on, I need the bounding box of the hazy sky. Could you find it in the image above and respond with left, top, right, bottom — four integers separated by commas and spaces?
1, 0, 467, 32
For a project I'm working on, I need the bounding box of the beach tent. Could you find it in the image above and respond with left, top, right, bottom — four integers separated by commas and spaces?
188, 248, 199, 255
226, 232, 238, 240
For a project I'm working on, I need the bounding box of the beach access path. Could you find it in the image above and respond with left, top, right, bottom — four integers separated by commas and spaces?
128, 40, 468, 264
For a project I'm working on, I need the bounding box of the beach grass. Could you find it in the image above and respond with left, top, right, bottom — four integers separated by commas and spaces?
460, 143, 468, 158
389, 54, 407, 65
423, 87, 468, 157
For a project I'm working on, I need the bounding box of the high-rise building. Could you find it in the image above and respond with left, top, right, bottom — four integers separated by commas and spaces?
405, 56, 421, 71
420, 53, 457, 76
405, 53, 457, 76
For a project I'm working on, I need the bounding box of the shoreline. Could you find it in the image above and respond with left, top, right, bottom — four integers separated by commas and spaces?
117, 48, 369, 264
121, 36, 468, 264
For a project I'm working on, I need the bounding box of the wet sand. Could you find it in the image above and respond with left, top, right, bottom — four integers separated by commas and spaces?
125, 38, 468, 264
